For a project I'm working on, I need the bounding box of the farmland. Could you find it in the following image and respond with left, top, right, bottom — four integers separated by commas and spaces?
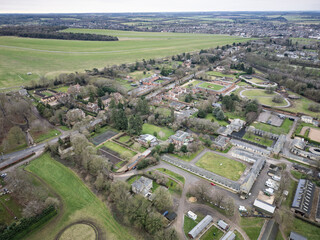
195, 152, 246, 181
25, 153, 133, 240
0, 29, 249, 87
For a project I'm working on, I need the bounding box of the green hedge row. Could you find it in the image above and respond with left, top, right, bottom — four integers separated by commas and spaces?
0, 206, 57, 240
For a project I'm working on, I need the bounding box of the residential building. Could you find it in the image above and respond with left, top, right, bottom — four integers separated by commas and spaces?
131, 176, 153, 197
136, 134, 158, 147
169, 130, 193, 147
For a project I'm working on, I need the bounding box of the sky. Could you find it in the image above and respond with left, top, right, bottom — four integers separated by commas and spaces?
1, 0, 320, 13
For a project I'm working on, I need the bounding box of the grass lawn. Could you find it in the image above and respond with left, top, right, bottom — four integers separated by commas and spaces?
239, 217, 265, 240
156, 168, 185, 184
127, 175, 142, 185
58, 125, 70, 131
183, 214, 204, 236
25, 153, 133, 240
280, 92, 320, 118
200, 225, 224, 240
234, 230, 244, 240
285, 218, 320, 240
102, 141, 137, 158
206, 71, 236, 80
283, 180, 298, 208
198, 82, 224, 91
204, 113, 228, 126
0, 30, 250, 88
118, 135, 131, 143
128, 70, 153, 80
243, 133, 274, 147
196, 152, 246, 181
142, 123, 174, 140
252, 118, 293, 135
170, 146, 204, 162
54, 86, 69, 93
242, 89, 288, 107
247, 77, 265, 84
31, 129, 61, 143
0, 195, 23, 225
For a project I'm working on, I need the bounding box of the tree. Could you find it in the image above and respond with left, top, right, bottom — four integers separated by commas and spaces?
128, 115, 143, 135
94, 172, 105, 191
272, 95, 284, 103
180, 145, 188, 153
185, 93, 193, 103
145, 212, 165, 234
7, 126, 26, 146
152, 187, 173, 212
216, 110, 225, 121
222, 96, 235, 111
265, 86, 274, 94
137, 98, 149, 115
167, 143, 175, 153
98, 97, 104, 109
197, 109, 206, 118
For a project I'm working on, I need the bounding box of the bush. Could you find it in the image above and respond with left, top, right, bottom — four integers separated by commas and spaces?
308, 104, 320, 112
272, 95, 284, 103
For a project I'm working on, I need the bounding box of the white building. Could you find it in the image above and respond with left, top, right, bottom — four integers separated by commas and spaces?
301, 115, 313, 124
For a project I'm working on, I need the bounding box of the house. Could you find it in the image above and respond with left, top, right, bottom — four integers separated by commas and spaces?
217, 220, 229, 231
131, 176, 153, 197
289, 232, 308, 240
169, 130, 193, 147
86, 102, 99, 113
18, 88, 28, 96
67, 84, 81, 95
221, 231, 236, 240
212, 136, 230, 150
253, 199, 276, 215
230, 119, 245, 132
291, 179, 315, 218
301, 115, 313, 124
188, 215, 213, 239
136, 134, 158, 147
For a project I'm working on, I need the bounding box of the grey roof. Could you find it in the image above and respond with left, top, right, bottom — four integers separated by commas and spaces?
231, 139, 271, 156
273, 134, 286, 154
218, 220, 229, 230
290, 232, 308, 240
221, 231, 236, 240
188, 215, 213, 239
291, 179, 315, 215
132, 176, 153, 196
170, 130, 191, 142
261, 219, 279, 240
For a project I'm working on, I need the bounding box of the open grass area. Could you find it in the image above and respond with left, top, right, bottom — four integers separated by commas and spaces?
142, 123, 174, 140
252, 118, 293, 135
31, 128, 61, 143
283, 180, 298, 208
25, 153, 133, 240
247, 77, 265, 84
195, 152, 246, 181
59, 224, 96, 240
102, 141, 137, 158
170, 146, 204, 162
200, 225, 224, 240
234, 230, 244, 240
198, 82, 224, 91
204, 113, 228, 126
0, 195, 22, 225
242, 89, 288, 107
283, 92, 320, 118
243, 133, 274, 147
285, 218, 320, 240
53, 86, 69, 93
239, 217, 265, 240
0, 29, 250, 87
206, 71, 236, 80
118, 135, 131, 143
156, 168, 185, 184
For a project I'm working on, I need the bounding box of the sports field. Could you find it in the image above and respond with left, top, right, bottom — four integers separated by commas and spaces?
198, 82, 225, 91
25, 153, 133, 240
0, 29, 251, 87
195, 152, 246, 181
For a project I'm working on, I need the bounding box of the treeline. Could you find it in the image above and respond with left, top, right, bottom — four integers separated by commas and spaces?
0, 26, 118, 41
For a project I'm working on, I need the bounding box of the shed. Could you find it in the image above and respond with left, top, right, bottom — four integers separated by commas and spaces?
253, 199, 276, 215
188, 215, 213, 239
221, 231, 236, 240
165, 212, 177, 221
217, 220, 229, 231
289, 232, 307, 240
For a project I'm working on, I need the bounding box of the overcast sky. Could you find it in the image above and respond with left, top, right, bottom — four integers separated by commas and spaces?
1, 0, 320, 13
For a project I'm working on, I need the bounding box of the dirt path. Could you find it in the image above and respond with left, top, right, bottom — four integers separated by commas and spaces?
55, 220, 102, 240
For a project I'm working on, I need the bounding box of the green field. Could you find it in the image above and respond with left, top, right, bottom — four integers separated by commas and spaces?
242, 89, 288, 107
198, 82, 224, 91
31, 128, 61, 143
0, 29, 250, 87
183, 215, 204, 236
54, 86, 69, 93
239, 217, 264, 240
170, 146, 204, 162
252, 118, 293, 135
200, 225, 224, 240
195, 152, 246, 181
142, 123, 174, 140
206, 71, 236, 80
25, 153, 133, 240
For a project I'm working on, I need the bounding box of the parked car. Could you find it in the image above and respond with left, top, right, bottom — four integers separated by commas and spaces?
0, 173, 7, 178
210, 182, 216, 186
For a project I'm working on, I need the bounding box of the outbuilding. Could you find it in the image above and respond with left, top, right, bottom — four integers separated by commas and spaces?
188, 215, 213, 239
